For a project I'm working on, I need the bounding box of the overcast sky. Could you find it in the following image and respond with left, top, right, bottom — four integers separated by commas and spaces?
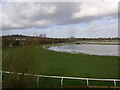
0, 0, 119, 38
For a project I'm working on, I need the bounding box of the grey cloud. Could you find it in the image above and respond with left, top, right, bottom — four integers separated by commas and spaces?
1, 1, 118, 30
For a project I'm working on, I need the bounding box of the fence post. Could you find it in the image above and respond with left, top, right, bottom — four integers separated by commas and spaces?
87, 79, 89, 87
61, 77, 64, 89
17, 73, 20, 80
114, 80, 116, 87
0, 71, 2, 77
37, 76, 40, 88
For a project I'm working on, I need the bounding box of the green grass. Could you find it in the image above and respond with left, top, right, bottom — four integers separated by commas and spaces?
86, 43, 120, 45
2, 45, 119, 88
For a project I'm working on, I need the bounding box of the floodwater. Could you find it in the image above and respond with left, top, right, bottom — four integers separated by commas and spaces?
48, 44, 119, 56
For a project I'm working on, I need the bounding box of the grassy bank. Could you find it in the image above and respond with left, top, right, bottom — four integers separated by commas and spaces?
2, 45, 119, 88
86, 43, 120, 45
74, 41, 120, 45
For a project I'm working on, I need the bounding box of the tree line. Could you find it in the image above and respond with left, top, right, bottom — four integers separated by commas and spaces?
2, 35, 119, 48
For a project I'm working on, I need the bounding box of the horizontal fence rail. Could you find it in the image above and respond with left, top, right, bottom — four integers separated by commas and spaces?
1, 71, 120, 88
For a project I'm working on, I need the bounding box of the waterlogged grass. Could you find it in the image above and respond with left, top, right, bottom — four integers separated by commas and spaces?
2, 45, 119, 88
86, 43, 120, 45
74, 41, 120, 45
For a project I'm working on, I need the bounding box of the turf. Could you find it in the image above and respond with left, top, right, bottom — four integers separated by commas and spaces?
2, 45, 119, 88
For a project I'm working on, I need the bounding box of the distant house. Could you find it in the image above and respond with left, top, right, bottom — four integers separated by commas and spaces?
15, 38, 27, 41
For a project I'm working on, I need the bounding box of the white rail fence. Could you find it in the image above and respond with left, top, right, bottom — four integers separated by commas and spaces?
1, 71, 120, 88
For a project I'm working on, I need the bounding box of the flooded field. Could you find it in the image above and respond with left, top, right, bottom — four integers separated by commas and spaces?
49, 44, 119, 56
